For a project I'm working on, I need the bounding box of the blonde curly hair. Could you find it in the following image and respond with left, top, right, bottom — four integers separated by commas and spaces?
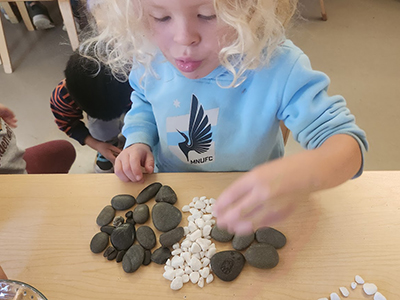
80, 0, 297, 87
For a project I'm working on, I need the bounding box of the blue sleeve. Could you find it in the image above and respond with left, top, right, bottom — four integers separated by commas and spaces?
277, 54, 368, 177
122, 73, 159, 150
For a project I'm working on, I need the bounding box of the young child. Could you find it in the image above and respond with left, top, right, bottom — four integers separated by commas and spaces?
50, 52, 132, 173
0, 103, 76, 174
82, 0, 368, 233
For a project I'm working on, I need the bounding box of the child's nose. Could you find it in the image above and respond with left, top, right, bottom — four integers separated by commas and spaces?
173, 24, 200, 46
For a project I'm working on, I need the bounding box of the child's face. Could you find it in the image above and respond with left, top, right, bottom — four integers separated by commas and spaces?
143, 0, 232, 79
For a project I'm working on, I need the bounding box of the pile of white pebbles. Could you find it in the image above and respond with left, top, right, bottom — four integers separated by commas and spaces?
163, 196, 217, 290
319, 275, 386, 300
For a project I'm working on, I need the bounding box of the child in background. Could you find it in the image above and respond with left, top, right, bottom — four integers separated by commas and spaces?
82, 0, 368, 233
50, 52, 132, 173
0, 103, 75, 174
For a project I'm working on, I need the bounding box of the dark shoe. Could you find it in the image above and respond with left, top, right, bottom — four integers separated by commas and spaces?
26, 2, 55, 30
95, 152, 114, 173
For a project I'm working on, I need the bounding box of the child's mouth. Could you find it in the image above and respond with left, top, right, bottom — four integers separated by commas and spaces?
175, 59, 202, 73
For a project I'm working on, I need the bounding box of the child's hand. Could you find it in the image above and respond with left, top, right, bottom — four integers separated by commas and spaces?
213, 159, 306, 235
0, 104, 18, 128
115, 143, 154, 182
96, 142, 121, 164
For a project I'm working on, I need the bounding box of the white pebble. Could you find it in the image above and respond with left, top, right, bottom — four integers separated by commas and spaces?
182, 274, 190, 283
184, 266, 192, 274
206, 273, 214, 284
172, 243, 180, 250
330, 293, 340, 300
170, 277, 183, 290
190, 242, 201, 254
363, 283, 378, 295
181, 239, 192, 248
196, 238, 212, 251
206, 247, 217, 258
182, 205, 191, 212
202, 258, 210, 267
205, 206, 213, 213
318, 298, 328, 300
190, 271, 200, 284
181, 252, 191, 264
189, 208, 198, 215
200, 267, 210, 278
202, 225, 212, 237
195, 218, 205, 228
339, 287, 349, 297
183, 227, 189, 235
198, 276, 205, 288
190, 229, 202, 241
350, 282, 357, 290
163, 270, 175, 281
209, 198, 216, 204
192, 211, 202, 219
374, 292, 387, 300
175, 269, 185, 277
355, 275, 365, 284
200, 196, 207, 201
171, 248, 182, 256
171, 256, 184, 268
189, 257, 202, 271
165, 259, 171, 266
164, 265, 174, 272
195, 201, 206, 209
187, 215, 194, 222
202, 214, 213, 222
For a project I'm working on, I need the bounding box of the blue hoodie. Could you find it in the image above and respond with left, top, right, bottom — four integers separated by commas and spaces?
123, 40, 368, 175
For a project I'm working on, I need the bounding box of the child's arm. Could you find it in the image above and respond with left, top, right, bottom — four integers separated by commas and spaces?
114, 143, 154, 182
84, 135, 122, 164
213, 134, 362, 234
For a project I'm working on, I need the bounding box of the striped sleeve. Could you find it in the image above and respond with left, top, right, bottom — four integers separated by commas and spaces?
50, 79, 90, 145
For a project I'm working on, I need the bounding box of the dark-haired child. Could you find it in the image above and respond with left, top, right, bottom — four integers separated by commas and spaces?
50, 53, 132, 173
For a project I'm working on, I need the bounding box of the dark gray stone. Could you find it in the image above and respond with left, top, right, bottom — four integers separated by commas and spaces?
126, 218, 135, 225
232, 233, 255, 251
136, 226, 156, 250
152, 202, 182, 232
136, 182, 162, 204
155, 185, 178, 204
122, 244, 145, 273
159, 227, 184, 248
143, 249, 152, 266
110, 223, 135, 251
90, 232, 109, 254
100, 225, 115, 235
255, 227, 286, 249
244, 243, 279, 269
96, 205, 115, 226
132, 204, 149, 224
210, 251, 245, 282
125, 211, 133, 219
210, 225, 234, 242
116, 250, 126, 263
151, 247, 171, 264
103, 246, 117, 261
111, 194, 136, 211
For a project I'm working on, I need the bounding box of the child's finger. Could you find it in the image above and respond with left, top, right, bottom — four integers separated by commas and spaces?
114, 159, 131, 182
214, 175, 254, 216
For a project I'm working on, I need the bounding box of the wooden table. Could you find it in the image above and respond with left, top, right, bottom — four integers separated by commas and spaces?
0, 171, 399, 299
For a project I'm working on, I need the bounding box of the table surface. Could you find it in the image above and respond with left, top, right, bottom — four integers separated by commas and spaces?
0, 171, 399, 299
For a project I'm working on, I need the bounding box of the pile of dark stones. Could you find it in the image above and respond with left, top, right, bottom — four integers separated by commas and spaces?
90, 182, 185, 273
90, 181, 287, 284
209, 225, 287, 281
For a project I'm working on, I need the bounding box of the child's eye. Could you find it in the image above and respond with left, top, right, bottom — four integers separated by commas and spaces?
153, 16, 171, 22
198, 14, 216, 21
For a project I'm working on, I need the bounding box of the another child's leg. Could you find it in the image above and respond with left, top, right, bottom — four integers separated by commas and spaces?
26, 1, 55, 30
24, 140, 76, 174
87, 115, 124, 173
